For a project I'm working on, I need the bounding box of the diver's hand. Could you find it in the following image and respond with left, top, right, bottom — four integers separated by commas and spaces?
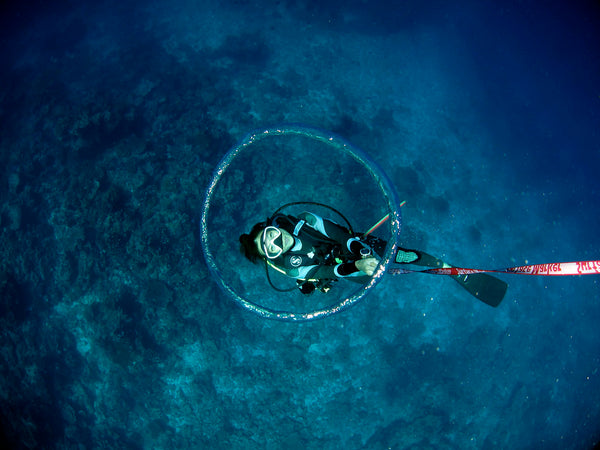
355, 257, 379, 276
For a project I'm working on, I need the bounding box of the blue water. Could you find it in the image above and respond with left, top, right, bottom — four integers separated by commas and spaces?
1, 0, 599, 448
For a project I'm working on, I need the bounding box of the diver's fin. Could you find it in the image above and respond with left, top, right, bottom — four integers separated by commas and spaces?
394, 248, 507, 307
395, 248, 420, 264
448, 272, 507, 307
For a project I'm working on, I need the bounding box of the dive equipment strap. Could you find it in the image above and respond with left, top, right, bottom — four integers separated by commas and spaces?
391, 256, 600, 307
390, 260, 600, 276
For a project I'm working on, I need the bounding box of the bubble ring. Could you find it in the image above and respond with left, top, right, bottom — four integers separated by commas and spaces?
200, 125, 401, 322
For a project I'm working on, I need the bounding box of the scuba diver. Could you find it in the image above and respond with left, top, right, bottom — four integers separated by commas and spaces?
239, 209, 422, 294
239, 205, 508, 305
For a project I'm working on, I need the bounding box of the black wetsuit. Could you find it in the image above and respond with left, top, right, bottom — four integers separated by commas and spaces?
267, 212, 385, 284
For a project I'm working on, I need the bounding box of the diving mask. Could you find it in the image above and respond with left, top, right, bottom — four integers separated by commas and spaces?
261, 226, 284, 259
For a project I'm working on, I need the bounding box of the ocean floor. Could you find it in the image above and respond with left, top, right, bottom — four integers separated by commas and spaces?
1, 0, 599, 448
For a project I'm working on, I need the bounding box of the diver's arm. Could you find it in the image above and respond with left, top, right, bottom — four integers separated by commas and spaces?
298, 212, 351, 241
321, 263, 363, 279
288, 263, 357, 280
336, 258, 379, 277
299, 212, 371, 256
301, 260, 377, 280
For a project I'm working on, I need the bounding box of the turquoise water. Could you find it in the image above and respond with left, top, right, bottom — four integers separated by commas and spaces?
1, 0, 599, 448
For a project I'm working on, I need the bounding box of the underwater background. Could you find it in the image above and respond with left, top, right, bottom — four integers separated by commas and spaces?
1, 0, 599, 448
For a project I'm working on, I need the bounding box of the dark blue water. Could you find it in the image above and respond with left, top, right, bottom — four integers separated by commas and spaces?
1, 0, 599, 448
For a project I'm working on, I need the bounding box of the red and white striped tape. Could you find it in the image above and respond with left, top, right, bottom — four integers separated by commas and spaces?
389, 260, 600, 276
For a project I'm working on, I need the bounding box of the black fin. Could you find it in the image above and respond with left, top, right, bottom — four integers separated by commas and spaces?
395, 248, 507, 307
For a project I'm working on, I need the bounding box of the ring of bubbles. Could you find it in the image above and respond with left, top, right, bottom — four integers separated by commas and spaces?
200, 125, 401, 322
